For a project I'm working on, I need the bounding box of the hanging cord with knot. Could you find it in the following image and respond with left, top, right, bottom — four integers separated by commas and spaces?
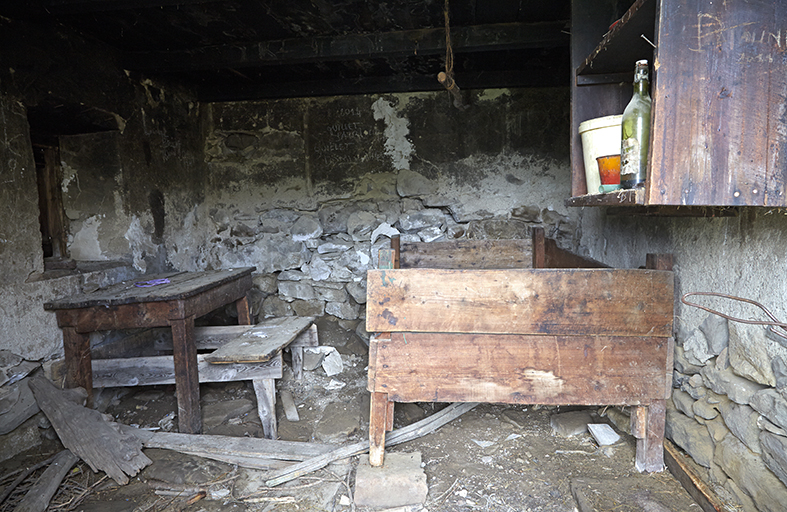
437, 0, 466, 108
681, 291, 787, 342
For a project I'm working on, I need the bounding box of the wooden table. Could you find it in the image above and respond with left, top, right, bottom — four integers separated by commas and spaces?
44, 267, 255, 434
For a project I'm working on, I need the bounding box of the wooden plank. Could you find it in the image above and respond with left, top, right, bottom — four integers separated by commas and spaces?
648, 0, 787, 206
542, 237, 609, 269
367, 333, 671, 405
91, 352, 282, 388
399, 239, 532, 269
14, 450, 79, 512
205, 317, 314, 364
44, 267, 255, 310
154, 323, 318, 351
267, 402, 479, 487
369, 392, 389, 466
366, 268, 673, 336
664, 439, 727, 512
172, 315, 200, 434
121, 427, 335, 471
29, 375, 152, 485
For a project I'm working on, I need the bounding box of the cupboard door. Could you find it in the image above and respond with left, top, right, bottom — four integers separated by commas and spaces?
648, 0, 787, 206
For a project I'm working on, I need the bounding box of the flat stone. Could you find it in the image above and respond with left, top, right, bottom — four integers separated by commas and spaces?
418, 226, 444, 242
354, 452, 428, 508
0, 378, 39, 435
345, 280, 366, 304
715, 433, 787, 512
278, 281, 316, 301
729, 324, 777, 387
671, 389, 696, 417
761, 431, 787, 487
291, 299, 325, 317
326, 301, 360, 320
320, 347, 344, 376
673, 345, 702, 375
751, 389, 787, 432
701, 364, 766, 405
314, 400, 361, 443
550, 410, 593, 437
0, 414, 41, 463
682, 373, 708, 400
314, 285, 348, 303
202, 398, 254, 431
290, 215, 323, 242
693, 394, 722, 420
302, 255, 331, 281
262, 296, 293, 318
665, 405, 715, 468
683, 329, 713, 365
718, 401, 761, 454
302, 348, 326, 371
587, 423, 620, 446
397, 208, 445, 231
703, 416, 730, 443
699, 314, 729, 355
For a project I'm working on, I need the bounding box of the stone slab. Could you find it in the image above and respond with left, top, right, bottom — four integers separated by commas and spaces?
550, 409, 593, 437
354, 451, 428, 508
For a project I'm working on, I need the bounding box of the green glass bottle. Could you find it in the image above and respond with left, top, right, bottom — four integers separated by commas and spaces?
620, 60, 652, 189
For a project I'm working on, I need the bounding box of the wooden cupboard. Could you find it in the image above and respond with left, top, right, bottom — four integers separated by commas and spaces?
569, 0, 787, 207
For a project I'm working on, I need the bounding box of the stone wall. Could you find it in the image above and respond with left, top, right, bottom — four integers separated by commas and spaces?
163, 89, 579, 338
579, 208, 787, 510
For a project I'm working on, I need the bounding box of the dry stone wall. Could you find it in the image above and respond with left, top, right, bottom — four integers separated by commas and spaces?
670, 316, 787, 511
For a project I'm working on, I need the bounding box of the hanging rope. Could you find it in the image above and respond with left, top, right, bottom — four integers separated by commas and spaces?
437, 0, 466, 108
681, 291, 787, 342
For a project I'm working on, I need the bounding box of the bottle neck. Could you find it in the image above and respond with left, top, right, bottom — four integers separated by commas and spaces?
634, 78, 649, 97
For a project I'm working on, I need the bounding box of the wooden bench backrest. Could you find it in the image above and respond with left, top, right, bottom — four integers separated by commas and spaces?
366, 267, 674, 337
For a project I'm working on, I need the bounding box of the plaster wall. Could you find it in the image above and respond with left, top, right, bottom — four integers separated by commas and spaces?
0, 17, 204, 360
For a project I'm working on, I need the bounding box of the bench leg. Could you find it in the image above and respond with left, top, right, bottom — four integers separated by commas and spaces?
369, 392, 391, 466
291, 347, 304, 380
254, 378, 278, 439
633, 400, 666, 472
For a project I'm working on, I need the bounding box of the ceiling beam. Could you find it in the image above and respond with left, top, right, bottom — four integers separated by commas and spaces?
124, 21, 569, 72
194, 69, 569, 102
45, 0, 218, 13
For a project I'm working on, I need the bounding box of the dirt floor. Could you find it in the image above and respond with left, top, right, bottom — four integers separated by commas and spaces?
0, 317, 703, 512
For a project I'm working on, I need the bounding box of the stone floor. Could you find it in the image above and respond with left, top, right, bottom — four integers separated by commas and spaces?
0, 317, 707, 512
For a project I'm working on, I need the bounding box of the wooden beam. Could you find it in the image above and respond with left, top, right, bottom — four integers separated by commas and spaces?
124, 22, 569, 72
193, 68, 568, 102
45, 0, 215, 13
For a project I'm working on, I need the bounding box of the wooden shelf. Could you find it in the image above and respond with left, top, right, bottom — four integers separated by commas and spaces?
565, 188, 644, 207
575, 0, 656, 81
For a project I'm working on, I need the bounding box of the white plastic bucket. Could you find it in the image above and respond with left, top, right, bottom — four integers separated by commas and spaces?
578, 115, 622, 194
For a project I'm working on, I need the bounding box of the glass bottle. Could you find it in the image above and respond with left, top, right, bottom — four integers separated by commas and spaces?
620, 60, 652, 189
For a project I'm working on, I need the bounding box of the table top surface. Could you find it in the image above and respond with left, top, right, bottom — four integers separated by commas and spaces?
44, 267, 255, 310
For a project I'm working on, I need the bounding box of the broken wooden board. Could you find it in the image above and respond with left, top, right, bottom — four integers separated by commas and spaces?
122, 426, 335, 471
570, 476, 698, 512
90, 352, 282, 388
265, 402, 478, 487
367, 333, 672, 405
0, 377, 40, 435
14, 449, 79, 512
29, 375, 151, 485
204, 316, 314, 364
366, 268, 674, 337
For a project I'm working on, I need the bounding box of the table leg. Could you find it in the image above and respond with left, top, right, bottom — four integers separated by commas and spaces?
171, 315, 201, 434
236, 295, 252, 325
62, 326, 93, 407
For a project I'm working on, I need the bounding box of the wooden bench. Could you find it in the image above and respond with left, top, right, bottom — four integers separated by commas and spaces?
366, 227, 674, 472
89, 317, 318, 439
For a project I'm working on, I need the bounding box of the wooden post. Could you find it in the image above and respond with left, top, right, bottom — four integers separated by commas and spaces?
171, 315, 201, 434
60, 324, 93, 407
532, 227, 546, 268
633, 252, 674, 472
369, 391, 390, 466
